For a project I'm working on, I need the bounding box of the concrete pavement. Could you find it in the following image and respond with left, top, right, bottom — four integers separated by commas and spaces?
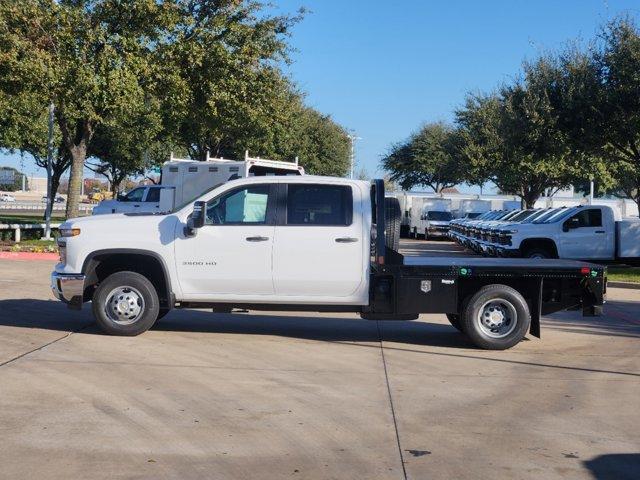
0, 256, 638, 479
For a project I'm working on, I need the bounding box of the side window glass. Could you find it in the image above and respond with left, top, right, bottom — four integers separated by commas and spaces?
145, 187, 161, 203
567, 209, 602, 228
125, 188, 145, 202
206, 185, 270, 225
588, 209, 602, 227
286, 184, 352, 226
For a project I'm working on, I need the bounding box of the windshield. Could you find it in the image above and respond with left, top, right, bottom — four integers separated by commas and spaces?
426, 211, 452, 221
508, 209, 536, 222
499, 210, 521, 220
525, 208, 556, 223
466, 212, 483, 219
533, 207, 576, 224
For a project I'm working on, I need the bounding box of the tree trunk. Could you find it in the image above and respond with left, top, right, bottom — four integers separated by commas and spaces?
521, 189, 540, 209
66, 146, 86, 218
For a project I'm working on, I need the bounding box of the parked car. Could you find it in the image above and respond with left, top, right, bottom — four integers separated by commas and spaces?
51, 176, 605, 351
0, 193, 16, 202
42, 195, 65, 203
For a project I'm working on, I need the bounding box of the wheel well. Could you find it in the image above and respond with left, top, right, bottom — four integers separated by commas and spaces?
520, 238, 558, 258
83, 253, 172, 308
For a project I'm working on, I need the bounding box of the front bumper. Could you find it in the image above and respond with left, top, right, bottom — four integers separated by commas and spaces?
51, 271, 85, 310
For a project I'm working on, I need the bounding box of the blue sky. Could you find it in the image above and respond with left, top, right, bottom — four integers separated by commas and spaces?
274, 0, 640, 185
3, 0, 640, 188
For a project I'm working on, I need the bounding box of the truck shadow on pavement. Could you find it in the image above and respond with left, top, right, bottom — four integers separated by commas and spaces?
583, 453, 640, 480
1, 299, 638, 348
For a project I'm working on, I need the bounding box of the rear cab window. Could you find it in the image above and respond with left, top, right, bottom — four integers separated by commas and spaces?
286, 184, 353, 226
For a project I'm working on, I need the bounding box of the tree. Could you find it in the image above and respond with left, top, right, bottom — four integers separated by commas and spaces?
565, 18, 640, 214
0, 0, 173, 217
0, 89, 70, 210
88, 94, 163, 194
283, 106, 350, 176
382, 122, 464, 192
456, 56, 586, 208
156, 1, 304, 161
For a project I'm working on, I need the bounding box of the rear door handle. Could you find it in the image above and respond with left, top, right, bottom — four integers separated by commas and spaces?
595, 230, 605, 234
246, 236, 269, 242
335, 237, 358, 243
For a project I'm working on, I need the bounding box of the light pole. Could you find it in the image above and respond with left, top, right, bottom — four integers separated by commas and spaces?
43, 102, 55, 240
346, 132, 361, 179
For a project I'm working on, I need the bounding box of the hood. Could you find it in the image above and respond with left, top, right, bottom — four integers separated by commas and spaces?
62, 212, 177, 235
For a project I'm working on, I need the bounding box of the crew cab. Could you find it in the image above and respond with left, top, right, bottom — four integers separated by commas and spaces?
51, 177, 606, 350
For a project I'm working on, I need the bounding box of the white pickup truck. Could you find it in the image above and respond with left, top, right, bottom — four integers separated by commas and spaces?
51, 176, 606, 350
492, 205, 640, 263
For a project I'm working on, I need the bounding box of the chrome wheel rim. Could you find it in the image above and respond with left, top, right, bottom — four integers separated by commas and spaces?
528, 253, 546, 259
477, 299, 517, 338
105, 286, 145, 325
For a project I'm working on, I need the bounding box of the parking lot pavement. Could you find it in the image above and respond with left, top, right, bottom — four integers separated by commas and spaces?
1, 257, 639, 480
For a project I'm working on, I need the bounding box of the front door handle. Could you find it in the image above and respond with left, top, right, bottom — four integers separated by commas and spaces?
246, 236, 269, 242
335, 237, 358, 243
595, 230, 605, 234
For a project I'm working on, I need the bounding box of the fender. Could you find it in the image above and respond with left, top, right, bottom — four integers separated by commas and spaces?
81, 248, 175, 307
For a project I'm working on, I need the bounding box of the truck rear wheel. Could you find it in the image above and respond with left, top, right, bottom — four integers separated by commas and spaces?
461, 284, 530, 350
384, 197, 401, 251
92, 271, 160, 336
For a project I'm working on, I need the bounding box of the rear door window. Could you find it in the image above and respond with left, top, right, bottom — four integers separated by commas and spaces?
145, 187, 161, 203
286, 184, 353, 226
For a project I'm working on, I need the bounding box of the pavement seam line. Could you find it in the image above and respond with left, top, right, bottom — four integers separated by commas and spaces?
377, 320, 409, 480
0, 323, 93, 368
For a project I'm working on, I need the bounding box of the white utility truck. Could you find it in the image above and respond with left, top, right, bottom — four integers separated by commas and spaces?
455, 199, 491, 219
92, 152, 303, 215
52, 177, 606, 350
408, 198, 452, 239
491, 205, 640, 263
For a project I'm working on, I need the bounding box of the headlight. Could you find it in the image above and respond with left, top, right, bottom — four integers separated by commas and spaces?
59, 228, 81, 237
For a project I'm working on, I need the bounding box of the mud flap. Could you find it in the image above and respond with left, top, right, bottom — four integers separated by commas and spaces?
529, 278, 543, 338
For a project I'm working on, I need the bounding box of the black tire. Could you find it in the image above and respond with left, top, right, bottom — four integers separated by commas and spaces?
524, 248, 552, 259
384, 197, 401, 251
446, 313, 463, 332
460, 284, 531, 350
92, 271, 160, 336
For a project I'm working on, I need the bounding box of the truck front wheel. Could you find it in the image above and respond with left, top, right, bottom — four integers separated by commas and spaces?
461, 285, 531, 350
92, 271, 160, 336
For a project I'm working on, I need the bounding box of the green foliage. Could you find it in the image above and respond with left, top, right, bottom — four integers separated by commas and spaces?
0, 0, 350, 215
382, 122, 464, 192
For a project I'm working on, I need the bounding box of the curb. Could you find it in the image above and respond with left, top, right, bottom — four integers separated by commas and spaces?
0, 251, 58, 261
608, 281, 640, 290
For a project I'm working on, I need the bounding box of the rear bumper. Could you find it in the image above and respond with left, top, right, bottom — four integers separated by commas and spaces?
51, 271, 85, 310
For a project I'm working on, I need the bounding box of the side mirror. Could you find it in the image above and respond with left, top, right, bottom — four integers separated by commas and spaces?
185, 201, 206, 237
192, 201, 206, 229
117, 194, 126, 201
